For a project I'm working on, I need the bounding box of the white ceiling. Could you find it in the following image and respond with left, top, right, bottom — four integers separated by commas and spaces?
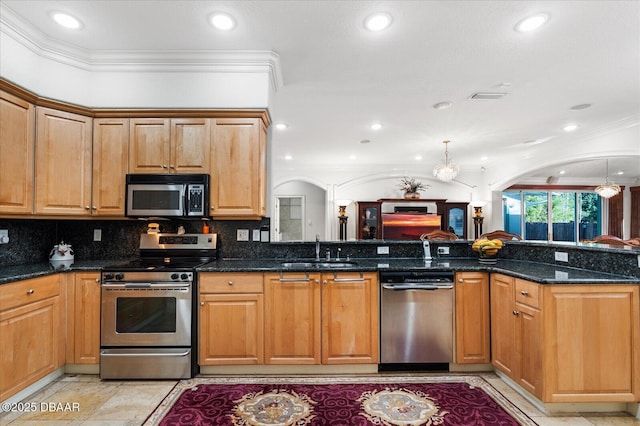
2, 0, 639, 187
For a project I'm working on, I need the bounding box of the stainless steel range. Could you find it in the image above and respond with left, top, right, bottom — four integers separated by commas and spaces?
100, 233, 217, 379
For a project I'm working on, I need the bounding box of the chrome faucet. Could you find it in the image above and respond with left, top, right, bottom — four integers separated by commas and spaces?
423, 240, 432, 261
315, 234, 321, 261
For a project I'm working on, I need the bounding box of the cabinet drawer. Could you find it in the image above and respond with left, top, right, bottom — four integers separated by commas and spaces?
0, 275, 60, 311
515, 279, 540, 308
200, 273, 264, 293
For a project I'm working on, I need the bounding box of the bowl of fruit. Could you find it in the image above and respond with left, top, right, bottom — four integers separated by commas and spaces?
471, 238, 503, 264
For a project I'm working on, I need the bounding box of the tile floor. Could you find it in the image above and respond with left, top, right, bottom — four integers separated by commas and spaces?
0, 373, 639, 425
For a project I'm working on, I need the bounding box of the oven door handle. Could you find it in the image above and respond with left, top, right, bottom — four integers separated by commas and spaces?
102, 283, 190, 289
100, 350, 190, 357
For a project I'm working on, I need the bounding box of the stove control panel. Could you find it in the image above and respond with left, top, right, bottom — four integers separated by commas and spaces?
101, 271, 193, 283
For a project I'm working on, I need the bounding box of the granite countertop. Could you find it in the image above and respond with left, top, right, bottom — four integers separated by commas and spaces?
2, 257, 639, 285
198, 257, 640, 284
0, 260, 126, 284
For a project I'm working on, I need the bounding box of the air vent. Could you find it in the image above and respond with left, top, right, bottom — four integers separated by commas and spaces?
469, 92, 507, 100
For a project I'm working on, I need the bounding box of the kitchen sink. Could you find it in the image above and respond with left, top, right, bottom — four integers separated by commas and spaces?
280, 261, 358, 269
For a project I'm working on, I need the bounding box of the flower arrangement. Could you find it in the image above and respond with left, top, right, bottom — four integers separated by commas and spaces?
399, 177, 427, 194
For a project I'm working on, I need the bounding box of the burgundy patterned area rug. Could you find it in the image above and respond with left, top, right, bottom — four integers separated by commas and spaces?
144, 375, 536, 426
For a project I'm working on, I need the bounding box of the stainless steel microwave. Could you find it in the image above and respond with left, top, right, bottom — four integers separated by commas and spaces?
125, 174, 210, 218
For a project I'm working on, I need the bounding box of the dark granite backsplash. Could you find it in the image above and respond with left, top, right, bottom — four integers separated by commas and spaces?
1, 218, 638, 279
0, 217, 270, 266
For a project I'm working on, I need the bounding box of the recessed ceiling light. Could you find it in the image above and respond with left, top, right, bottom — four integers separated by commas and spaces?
275, 123, 288, 130
370, 123, 383, 131
209, 12, 236, 30
349, 154, 357, 160
563, 124, 579, 132
515, 12, 550, 32
480, 156, 488, 161
364, 13, 392, 31
284, 154, 293, 160
415, 155, 423, 161
559, 170, 566, 175
433, 101, 452, 110
617, 171, 624, 175
570, 103, 592, 111
50, 11, 82, 29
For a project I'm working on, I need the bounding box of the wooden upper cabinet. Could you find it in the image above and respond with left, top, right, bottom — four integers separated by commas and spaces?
129, 118, 170, 173
210, 118, 267, 219
92, 119, 129, 215
35, 107, 93, 215
0, 91, 35, 214
129, 118, 210, 174
171, 118, 211, 173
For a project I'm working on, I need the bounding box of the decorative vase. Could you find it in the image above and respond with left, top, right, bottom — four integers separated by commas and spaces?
404, 192, 420, 199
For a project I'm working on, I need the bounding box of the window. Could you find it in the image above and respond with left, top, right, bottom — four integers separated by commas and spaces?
503, 190, 603, 241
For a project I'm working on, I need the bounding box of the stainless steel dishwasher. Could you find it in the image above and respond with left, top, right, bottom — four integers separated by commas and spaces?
379, 270, 454, 369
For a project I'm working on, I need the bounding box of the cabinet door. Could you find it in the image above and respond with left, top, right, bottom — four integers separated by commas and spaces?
264, 272, 321, 364
70, 272, 101, 364
0, 275, 63, 401
35, 107, 92, 215
171, 118, 211, 173
515, 302, 542, 398
210, 118, 266, 219
129, 118, 170, 173
0, 91, 34, 214
322, 272, 379, 364
490, 273, 517, 377
199, 293, 264, 365
455, 272, 490, 364
543, 285, 640, 402
92, 119, 129, 215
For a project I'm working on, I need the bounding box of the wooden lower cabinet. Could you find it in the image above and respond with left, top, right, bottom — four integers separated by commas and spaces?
0, 275, 64, 401
264, 272, 321, 364
264, 271, 379, 365
454, 272, 490, 364
321, 272, 379, 364
492, 274, 640, 403
65, 272, 101, 365
542, 284, 640, 402
491, 274, 543, 398
199, 273, 264, 365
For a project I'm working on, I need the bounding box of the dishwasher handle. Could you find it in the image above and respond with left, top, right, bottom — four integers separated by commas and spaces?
382, 284, 453, 291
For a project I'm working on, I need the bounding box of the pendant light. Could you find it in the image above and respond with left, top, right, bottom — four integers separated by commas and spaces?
594, 159, 621, 199
433, 140, 459, 182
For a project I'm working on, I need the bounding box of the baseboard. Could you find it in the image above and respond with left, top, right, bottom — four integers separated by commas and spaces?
494, 370, 634, 415
64, 364, 100, 375
0, 368, 64, 405
199, 364, 378, 375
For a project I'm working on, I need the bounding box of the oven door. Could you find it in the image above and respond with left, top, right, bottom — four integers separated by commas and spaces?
101, 283, 191, 347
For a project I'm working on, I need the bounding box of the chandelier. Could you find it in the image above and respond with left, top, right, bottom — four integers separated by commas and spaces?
594, 159, 621, 199
433, 140, 459, 182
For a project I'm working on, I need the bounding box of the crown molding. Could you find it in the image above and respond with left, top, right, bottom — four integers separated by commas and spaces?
0, 3, 283, 91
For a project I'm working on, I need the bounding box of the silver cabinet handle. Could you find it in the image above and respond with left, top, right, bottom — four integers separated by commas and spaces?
279, 272, 311, 282
27, 289, 34, 295
200, 302, 205, 306
227, 281, 233, 286
458, 278, 464, 283
513, 310, 520, 316
332, 272, 364, 282
521, 290, 528, 296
